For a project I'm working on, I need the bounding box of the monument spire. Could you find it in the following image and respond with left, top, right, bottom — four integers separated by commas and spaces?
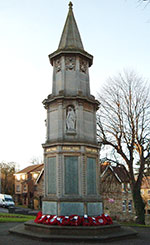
58, 1, 84, 50
49, 2, 93, 67
69, 1, 73, 10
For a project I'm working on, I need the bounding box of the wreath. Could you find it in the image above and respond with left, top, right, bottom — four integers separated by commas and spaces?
34, 212, 113, 226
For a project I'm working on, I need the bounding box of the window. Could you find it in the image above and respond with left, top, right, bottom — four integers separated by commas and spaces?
33, 173, 38, 179
127, 183, 131, 193
147, 200, 150, 206
122, 200, 126, 212
16, 175, 20, 181
121, 183, 125, 192
128, 200, 132, 212
16, 185, 20, 192
22, 174, 26, 180
23, 185, 27, 192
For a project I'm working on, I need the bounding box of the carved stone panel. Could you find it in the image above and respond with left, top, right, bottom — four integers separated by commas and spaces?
55, 58, 61, 72
80, 58, 87, 73
65, 56, 75, 71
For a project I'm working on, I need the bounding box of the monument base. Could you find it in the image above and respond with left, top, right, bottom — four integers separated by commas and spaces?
42, 200, 103, 216
9, 220, 138, 242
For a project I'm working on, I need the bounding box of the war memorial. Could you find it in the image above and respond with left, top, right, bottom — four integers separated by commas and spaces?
42, 1, 102, 217
10, 2, 137, 242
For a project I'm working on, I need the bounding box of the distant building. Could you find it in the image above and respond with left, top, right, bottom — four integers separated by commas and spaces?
14, 164, 44, 208
141, 176, 150, 215
100, 162, 135, 221
34, 168, 44, 209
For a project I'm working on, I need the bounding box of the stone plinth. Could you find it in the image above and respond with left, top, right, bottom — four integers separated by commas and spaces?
9, 220, 138, 242
42, 143, 102, 216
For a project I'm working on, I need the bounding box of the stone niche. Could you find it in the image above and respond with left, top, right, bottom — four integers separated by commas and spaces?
46, 98, 98, 145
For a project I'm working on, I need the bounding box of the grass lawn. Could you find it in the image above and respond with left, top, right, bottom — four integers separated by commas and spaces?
120, 222, 150, 228
0, 213, 36, 222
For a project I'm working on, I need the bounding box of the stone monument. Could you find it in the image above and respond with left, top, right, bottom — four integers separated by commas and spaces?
42, 2, 103, 216
9, 3, 138, 241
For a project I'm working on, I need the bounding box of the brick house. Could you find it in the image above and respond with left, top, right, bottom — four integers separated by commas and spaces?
141, 176, 150, 215
100, 162, 135, 221
34, 168, 44, 209
14, 164, 44, 208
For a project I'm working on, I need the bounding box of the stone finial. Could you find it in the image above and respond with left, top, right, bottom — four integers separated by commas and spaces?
69, 2, 73, 9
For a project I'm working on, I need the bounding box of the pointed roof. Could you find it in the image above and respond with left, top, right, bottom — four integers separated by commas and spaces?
49, 2, 93, 66
15, 164, 44, 174
101, 163, 130, 183
58, 2, 84, 50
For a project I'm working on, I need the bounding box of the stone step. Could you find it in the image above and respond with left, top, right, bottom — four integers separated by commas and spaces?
9, 220, 138, 242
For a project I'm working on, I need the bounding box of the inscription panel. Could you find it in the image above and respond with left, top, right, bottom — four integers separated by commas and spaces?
87, 202, 103, 216
46, 147, 57, 153
62, 146, 80, 151
86, 147, 98, 153
87, 157, 96, 195
64, 156, 78, 194
47, 157, 56, 194
42, 201, 57, 215
60, 202, 84, 216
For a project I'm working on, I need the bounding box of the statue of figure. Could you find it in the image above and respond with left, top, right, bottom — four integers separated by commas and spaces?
66, 106, 76, 131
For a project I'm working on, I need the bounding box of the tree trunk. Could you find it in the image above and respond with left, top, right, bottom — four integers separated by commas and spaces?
132, 187, 145, 224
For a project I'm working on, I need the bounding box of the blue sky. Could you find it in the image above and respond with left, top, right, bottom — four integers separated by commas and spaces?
0, 0, 149, 169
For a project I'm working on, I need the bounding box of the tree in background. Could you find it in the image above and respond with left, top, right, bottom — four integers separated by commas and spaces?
138, 0, 150, 7
97, 70, 150, 224
30, 156, 43, 165
0, 162, 15, 196
135, 157, 150, 176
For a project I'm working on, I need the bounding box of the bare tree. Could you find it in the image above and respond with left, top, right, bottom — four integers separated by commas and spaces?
30, 157, 42, 165
138, 0, 150, 7
97, 70, 150, 224
0, 162, 15, 195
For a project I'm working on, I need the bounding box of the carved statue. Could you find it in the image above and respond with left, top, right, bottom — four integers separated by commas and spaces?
66, 106, 76, 131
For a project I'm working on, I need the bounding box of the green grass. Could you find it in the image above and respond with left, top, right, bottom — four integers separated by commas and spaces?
120, 222, 150, 228
0, 212, 36, 223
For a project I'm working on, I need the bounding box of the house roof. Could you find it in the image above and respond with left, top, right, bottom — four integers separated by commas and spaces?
16, 164, 44, 174
101, 162, 130, 183
35, 168, 44, 184
30, 164, 44, 173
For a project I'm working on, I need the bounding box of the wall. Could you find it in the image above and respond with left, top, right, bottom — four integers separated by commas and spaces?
101, 169, 135, 221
